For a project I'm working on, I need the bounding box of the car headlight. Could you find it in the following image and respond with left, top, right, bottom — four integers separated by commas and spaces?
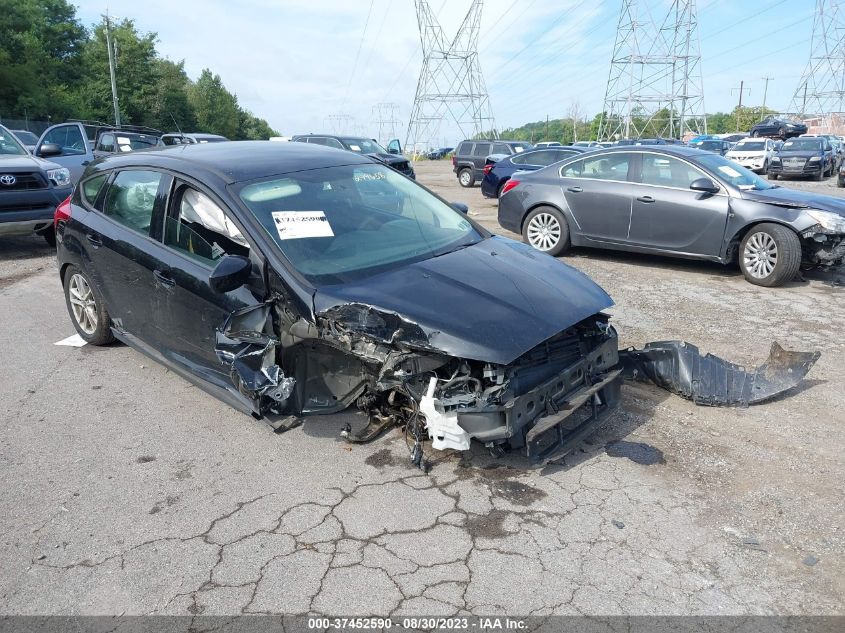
805, 209, 845, 233
809, 156, 821, 162
46, 168, 71, 187
771, 157, 781, 163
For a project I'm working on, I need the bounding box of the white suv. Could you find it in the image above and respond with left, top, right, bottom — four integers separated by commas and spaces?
725, 137, 775, 174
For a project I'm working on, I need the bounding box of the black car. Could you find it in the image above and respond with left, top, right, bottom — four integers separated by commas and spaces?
497, 146, 845, 287
768, 137, 835, 181
161, 133, 229, 145
749, 116, 808, 139
54, 141, 621, 459
426, 147, 454, 160
480, 146, 594, 198
452, 139, 534, 187
0, 123, 73, 245
291, 134, 414, 179
693, 139, 731, 156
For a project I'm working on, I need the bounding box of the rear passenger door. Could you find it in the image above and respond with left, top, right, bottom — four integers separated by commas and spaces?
82, 169, 171, 343
558, 152, 637, 242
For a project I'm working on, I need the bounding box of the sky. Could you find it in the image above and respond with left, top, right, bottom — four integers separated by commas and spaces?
76, 0, 815, 145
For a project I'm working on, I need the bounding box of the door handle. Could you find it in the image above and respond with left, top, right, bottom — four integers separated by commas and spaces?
636, 195, 655, 203
85, 233, 102, 247
567, 186, 583, 193
153, 269, 175, 288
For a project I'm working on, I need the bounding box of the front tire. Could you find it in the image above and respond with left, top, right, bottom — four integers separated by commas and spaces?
458, 168, 475, 188
739, 223, 802, 287
751, 130, 759, 138
760, 160, 768, 175
768, 172, 778, 180
63, 265, 115, 345
522, 206, 570, 256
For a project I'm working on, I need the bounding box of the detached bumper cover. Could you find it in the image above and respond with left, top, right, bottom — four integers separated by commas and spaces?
619, 341, 820, 407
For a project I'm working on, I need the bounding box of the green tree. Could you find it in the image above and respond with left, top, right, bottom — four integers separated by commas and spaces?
0, 0, 87, 120
237, 109, 278, 140
188, 69, 240, 138
143, 59, 196, 132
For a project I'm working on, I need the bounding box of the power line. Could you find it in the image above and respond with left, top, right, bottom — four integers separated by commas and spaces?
343, 0, 375, 104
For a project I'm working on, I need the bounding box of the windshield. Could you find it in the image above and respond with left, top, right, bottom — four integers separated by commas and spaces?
699, 141, 722, 150
734, 141, 765, 151
237, 163, 483, 285
12, 130, 38, 145
340, 138, 387, 154
781, 138, 823, 152
697, 153, 775, 191
0, 127, 27, 155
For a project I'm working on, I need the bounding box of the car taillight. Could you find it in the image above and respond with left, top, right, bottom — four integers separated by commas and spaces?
501, 179, 520, 195
54, 195, 72, 228
451, 155, 456, 166
483, 164, 493, 175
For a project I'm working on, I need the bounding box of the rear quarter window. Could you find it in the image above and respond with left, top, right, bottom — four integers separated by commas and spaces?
81, 174, 108, 209
456, 142, 471, 156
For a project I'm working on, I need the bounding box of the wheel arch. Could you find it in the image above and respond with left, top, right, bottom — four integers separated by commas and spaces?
519, 201, 569, 233
724, 220, 802, 264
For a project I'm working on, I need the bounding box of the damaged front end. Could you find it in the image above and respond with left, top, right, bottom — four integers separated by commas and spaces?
307, 304, 623, 463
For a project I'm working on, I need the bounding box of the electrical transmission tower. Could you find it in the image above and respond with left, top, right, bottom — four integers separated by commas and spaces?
598, 0, 706, 141
406, 0, 496, 156
373, 103, 401, 146
788, 0, 845, 124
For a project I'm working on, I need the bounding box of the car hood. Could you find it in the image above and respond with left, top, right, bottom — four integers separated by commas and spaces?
727, 150, 766, 156
0, 154, 61, 171
313, 236, 614, 365
741, 186, 845, 217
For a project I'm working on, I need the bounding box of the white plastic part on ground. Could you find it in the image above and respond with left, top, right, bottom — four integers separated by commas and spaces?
54, 334, 87, 347
419, 377, 471, 451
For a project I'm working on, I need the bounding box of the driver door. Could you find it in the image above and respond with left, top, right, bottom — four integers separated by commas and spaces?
35, 122, 93, 182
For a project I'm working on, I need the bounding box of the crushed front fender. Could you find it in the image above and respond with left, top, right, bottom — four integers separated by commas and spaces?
619, 341, 820, 406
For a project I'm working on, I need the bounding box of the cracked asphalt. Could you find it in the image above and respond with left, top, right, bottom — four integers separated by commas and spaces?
0, 161, 843, 616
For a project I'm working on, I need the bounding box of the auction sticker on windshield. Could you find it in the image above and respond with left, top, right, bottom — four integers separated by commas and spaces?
272, 211, 334, 240
718, 165, 741, 178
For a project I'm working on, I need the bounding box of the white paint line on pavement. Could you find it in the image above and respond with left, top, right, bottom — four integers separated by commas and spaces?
54, 334, 87, 347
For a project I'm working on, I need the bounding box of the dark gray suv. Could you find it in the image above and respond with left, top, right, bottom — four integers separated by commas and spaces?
452, 139, 534, 187
0, 124, 73, 245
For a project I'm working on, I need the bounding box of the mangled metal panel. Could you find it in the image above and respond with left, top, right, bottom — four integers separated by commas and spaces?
215, 302, 294, 410
619, 341, 820, 406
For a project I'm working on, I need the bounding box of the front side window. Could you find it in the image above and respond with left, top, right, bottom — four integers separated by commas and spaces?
236, 163, 483, 285
102, 170, 162, 234
164, 186, 249, 265
492, 142, 511, 155
562, 153, 632, 181
41, 125, 86, 155
640, 155, 706, 189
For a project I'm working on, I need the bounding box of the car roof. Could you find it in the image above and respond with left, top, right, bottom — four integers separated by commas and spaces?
577, 145, 709, 158
90, 140, 374, 184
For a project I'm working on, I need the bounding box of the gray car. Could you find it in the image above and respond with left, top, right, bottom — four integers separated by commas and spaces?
497, 146, 845, 287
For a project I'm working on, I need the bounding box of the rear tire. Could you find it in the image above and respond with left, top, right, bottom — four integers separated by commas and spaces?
63, 265, 115, 345
760, 160, 768, 175
522, 206, 570, 257
458, 168, 475, 188
739, 223, 802, 287
779, 126, 787, 138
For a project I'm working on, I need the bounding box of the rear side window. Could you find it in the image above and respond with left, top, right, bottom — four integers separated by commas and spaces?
472, 142, 491, 157
102, 170, 162, 235
97, 134, 115, 152
81, 174, 108, 208
562, 153, 633, 181
640, 155, 706, 189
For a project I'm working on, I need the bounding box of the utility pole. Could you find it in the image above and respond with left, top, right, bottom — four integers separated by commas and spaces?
598, 0, 706, 141
761, 76, 774, 119
103, 11, 121, 126
406, 0, 496, 158
789, 0, 845, 124
732, 80, 750, 131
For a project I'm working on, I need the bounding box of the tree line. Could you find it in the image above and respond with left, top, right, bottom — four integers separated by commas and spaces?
0, 0, 278, 139
487, 105, 778, 144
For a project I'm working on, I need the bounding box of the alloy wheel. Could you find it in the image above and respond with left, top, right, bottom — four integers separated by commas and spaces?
526, 212, 561, 251
68, 273, 98, 334
459, 170, 471, 186
743, 232, 778, 279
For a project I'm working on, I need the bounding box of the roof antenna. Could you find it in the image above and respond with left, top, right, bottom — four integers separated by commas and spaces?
169, 112, 183, 136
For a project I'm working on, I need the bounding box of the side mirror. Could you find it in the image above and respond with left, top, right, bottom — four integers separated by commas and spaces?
209, 255, 252, 293
37, 143, 62, 158
690, 177, 720, 194
451, 202, 469, 214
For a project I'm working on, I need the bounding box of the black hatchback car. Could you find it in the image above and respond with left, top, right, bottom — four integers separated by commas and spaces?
291, 134, 414, 179
55, 142, 622, 460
